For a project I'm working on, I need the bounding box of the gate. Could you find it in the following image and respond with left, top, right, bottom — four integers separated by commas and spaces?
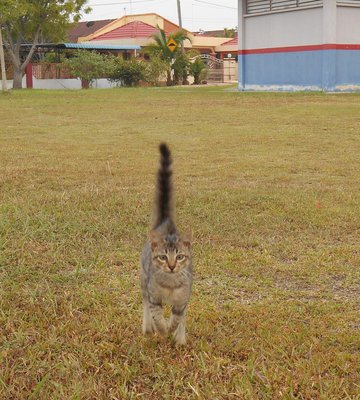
201, 54, 224, 83
189, 54, 224, 83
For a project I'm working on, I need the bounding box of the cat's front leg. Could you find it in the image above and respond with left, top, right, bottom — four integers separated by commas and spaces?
169, 305, 187, 345
142, 301, 154, 335
149, 301, 168, 336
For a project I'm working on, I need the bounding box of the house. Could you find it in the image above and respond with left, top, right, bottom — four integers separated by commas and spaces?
218, 36, 238, 60
77, 13, 230, 56
238, 0, 360, 91
71, 13, 239, 83
68, 19, 116, 43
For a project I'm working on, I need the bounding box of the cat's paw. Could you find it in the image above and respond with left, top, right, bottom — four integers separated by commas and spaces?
155, 321, 168, 337
173, 326, 186, 346
142, 318, 155, 335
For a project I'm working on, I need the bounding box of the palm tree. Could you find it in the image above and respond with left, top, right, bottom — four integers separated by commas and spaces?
146, 27, 191, 86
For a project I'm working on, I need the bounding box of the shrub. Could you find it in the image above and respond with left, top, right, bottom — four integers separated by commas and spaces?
144, 55, 169, 86
108, 58, 147, 87
172, 53, 190, 85
43, 51, 64, 63
62, 50, 112, 87
190, 57, 207, 85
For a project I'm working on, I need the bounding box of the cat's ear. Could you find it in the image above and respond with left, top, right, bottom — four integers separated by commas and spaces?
182, 230, 192, 248
149, 230, 162, 250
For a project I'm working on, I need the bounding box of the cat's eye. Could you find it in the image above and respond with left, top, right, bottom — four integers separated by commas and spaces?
158, 255, 167, 261
176, 254, 185, 261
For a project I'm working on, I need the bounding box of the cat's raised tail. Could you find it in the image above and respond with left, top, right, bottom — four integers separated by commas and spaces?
153, 143, 174, 229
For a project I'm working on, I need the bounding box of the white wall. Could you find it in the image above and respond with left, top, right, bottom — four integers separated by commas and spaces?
92, 79, 119, 89
244, 7, 323, 49
33, 78, 81, 89
32, 78, 119, 89
336, 5, 360, 43
0, 76, 26, 90
1, 77, 120, 90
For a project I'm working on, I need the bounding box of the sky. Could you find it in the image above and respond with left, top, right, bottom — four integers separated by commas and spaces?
84, 0, 238, 32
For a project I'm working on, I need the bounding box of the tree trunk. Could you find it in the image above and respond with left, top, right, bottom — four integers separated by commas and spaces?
166, 71, 172, 86
81, 79, 90, 89
3, 25, 41, 90
13, 66, 23, 89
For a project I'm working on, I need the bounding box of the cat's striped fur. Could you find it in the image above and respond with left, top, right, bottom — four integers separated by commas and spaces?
140, 143, 193, 345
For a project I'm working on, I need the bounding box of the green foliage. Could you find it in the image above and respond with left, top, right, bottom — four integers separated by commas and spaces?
146, 27, 190, 62
43, 51, 65, 63
145, 27, 191, 85
63, 50, 111, 86
172, 53, 190, 85
190, 57, 207, 84
0, 0, 90, 42
0, 0, 90, 88
144, 55, 169, 86
108, 58, 147, 87
224, 28, 236, 38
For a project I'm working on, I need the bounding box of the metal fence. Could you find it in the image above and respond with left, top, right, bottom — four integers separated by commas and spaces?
246, 0, 322, 14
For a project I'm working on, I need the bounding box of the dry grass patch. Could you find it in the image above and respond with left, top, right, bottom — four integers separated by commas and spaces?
0, 87, 359, 399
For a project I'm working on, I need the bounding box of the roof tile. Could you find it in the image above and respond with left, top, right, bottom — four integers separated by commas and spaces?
91, 21, 163, 41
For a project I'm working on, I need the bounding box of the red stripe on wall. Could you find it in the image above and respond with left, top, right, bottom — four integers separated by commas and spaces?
238, 44, 360, 55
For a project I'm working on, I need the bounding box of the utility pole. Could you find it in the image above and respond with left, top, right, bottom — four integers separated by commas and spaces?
0, 26, 8, 93
176, 0, 185, 53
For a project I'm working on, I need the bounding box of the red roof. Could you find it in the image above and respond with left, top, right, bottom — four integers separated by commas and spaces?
68, 20, 115, 42
91, 21, 162, 41
221, 36, 238, 46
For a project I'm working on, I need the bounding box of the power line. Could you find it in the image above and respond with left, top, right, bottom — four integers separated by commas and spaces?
192, 0, 236, 9
89, 0, 158, 6
184, 17, 237, 21
89, 0, 237, 8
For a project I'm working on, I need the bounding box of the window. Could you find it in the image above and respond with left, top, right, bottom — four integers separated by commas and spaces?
246, 0, 322, 14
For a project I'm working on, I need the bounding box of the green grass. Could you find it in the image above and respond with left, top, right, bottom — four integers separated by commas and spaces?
0, 87, 359, 399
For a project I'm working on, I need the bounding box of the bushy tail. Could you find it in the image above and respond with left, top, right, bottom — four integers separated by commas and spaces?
153, 143, 174, 228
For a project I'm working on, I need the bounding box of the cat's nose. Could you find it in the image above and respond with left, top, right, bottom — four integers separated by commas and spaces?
168, 264, 176, 271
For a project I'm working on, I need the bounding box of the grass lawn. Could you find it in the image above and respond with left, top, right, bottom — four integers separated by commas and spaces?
0, 87, 359, 399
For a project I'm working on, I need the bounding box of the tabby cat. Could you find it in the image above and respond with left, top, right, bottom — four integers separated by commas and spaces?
140, 143, 193, 345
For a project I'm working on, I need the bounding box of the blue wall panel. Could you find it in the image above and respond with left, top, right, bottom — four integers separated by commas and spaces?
244, 51, 323, 87
240, 49, 360, 91
336, 50, 360, 85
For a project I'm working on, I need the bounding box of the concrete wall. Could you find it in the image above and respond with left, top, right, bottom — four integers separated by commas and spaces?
336, 0, 360, 90
238, 0, 360, 91
244, 7, 323, 49
223, 59, 238, 82
0, 76, 26, 90
0, 77, 119, 90
337, 4, 360, 43
335, 50, 360, 90
243, 50, 323, 91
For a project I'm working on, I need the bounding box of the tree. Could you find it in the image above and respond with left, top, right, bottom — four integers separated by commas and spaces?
63, 50, 112, 88
145, 27, 190, 86
224, 28, 236, 38
0, 0, 90, 89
